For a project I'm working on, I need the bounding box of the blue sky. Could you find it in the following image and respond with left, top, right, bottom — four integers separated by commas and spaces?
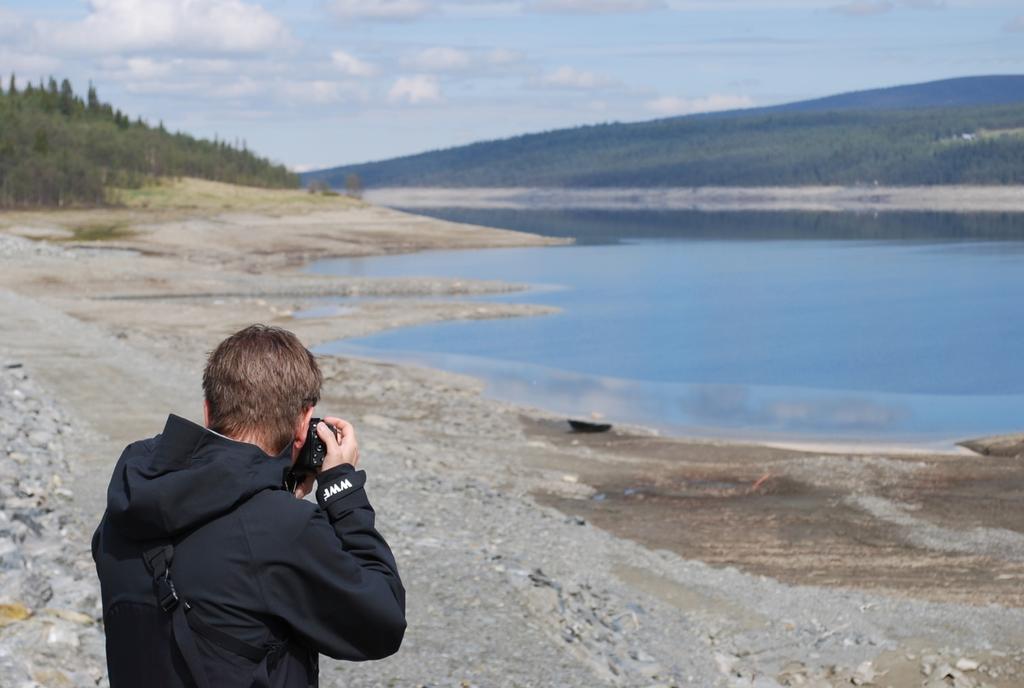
1, 0, 1022, 170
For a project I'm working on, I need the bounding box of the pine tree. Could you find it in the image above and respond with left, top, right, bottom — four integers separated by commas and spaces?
59, 79, 75, 116
7, 73, 15, 96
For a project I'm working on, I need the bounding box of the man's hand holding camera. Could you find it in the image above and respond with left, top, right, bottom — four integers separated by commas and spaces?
292, 416, 359, 499
318, 417, 359, 471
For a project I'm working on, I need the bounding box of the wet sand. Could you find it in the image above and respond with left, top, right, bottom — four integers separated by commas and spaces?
522, 416, 1024, 608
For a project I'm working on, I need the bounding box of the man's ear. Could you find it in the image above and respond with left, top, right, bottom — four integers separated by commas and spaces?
203, 399, 211, 428
293, 406, 315, 450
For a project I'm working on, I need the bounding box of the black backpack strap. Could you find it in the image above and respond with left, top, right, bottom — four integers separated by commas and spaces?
143, 544, 288, 688
144, 544, 212, 688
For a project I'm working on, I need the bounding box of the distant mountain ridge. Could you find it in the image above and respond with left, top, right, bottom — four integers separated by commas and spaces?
303, 75, 1024, 189
739, 75, 1024, 115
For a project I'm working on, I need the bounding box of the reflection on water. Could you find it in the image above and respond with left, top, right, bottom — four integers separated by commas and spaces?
316, 342, 1022, 447
680, 384, 910, 430
402, 208, 1024, 245
310, 210, 1024, 444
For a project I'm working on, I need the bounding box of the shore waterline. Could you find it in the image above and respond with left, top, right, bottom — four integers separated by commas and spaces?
363, 185, 1024, 214
309, 213, 1024, 446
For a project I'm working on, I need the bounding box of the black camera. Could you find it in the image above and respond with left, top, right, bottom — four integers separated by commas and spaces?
293, 417, 337, 475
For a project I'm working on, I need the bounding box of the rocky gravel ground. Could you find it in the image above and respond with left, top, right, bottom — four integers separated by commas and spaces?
0, 235, 72, 259
0, 360, 107, 687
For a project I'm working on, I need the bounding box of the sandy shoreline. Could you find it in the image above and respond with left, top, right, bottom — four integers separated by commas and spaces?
366, 184, 1024, 213
2, 178, 1023, 687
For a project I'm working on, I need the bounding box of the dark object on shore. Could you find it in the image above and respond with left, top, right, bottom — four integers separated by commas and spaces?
958, 433, 1024, 458
4, 363, 22, 369
569, 419, 612, 433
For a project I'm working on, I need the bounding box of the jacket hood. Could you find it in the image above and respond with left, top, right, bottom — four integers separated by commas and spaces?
106, 414, 292, 540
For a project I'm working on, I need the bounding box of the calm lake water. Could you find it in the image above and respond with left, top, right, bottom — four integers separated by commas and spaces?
310, 210, 1024, 447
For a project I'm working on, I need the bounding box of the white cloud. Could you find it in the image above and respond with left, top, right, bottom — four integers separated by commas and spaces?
486, 48, 524, 65
831, 1, 894, 15
281, 80, 353, 104
115, 57, 175, 80
830, 0, 945, 14
537, 66, 614, 89
645, 93, 754, 116
325, 0, 677, 21
394, 45, 527, 77
530, 0, 665, 13
119, 76, 259, 97
116, 73, 266, 99
39, 0, 290, 55
401, 46, 526, 75
404, 47, 472, 71
215, 76, 267, 99
440, 1, 522, 17
388, 75, 442, 104
95, 56, 242, 96
331, 49, 377, 77
1006, 15, 1024, 31
116, 71, 368, 106
667, 0, 955, 7
329, 0, 433, 21
0, 48, 62, 83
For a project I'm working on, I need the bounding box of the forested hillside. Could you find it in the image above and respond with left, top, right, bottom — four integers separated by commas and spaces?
305, 77, 1024, 189
0, 76, 297, 207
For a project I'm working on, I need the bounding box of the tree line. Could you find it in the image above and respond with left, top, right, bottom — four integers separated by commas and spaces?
0, 75, 298, 207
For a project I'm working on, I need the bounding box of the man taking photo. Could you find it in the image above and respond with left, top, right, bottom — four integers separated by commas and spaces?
92, 324, 405, 687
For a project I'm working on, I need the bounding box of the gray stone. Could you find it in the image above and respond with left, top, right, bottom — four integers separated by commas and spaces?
26, 432, 50, 448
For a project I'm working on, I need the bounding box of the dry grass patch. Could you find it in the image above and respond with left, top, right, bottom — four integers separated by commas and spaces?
107, 177, 364, 212
63, 222, 135, 242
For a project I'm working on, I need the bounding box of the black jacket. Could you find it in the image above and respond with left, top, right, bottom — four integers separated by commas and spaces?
92, 414, 406, 687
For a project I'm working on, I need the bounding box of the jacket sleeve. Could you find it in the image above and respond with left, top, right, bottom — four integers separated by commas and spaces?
250, 465, 406, 660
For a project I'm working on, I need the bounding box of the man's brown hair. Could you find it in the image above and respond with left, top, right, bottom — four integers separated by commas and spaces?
203, 324, 322, 455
